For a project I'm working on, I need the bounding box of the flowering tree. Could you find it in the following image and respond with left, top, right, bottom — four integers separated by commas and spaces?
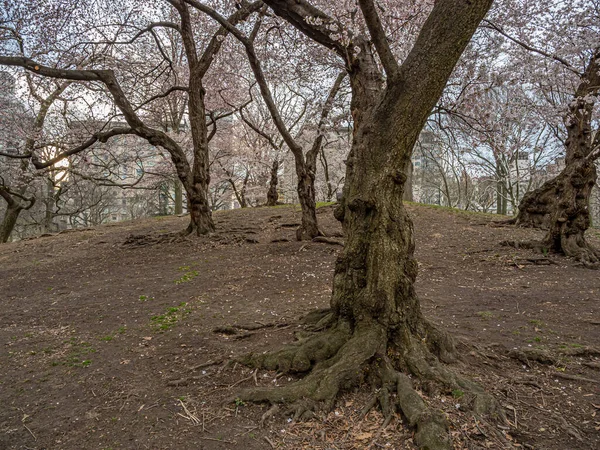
485, 0, 600, 266
185, 0, 495, 447
0, 0, 261, 236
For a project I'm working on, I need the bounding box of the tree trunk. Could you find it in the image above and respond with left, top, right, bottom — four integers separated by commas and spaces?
266, 159, 279, 206
295, 167, 320, 240
186, 188, 215, 235
0, 204, 22, 243
43, 178, 55, 232
174, 179, 184, 215
512, 52, 600, 266
237, 1, 495, 448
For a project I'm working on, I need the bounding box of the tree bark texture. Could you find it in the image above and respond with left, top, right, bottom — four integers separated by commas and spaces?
266, 159, 280, 206
0, 204, 22, 243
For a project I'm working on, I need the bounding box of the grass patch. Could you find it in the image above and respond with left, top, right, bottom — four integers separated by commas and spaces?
58, 339, 97, 368
316, 201, 336, 208
150, 302, 191, 331
476, 311, 494, 320
174, 266, 199, 284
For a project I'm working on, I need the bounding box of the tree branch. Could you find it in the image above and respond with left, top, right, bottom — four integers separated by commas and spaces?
482, 20, 580, 75
357, 0, 399, 79
32, 127, 134, 169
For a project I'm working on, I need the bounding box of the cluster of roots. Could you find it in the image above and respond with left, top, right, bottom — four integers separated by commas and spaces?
235, 311, 502, 450
501, 236, 600, 269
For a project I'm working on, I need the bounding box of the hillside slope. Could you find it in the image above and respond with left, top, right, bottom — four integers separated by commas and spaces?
1, 204, 598, 449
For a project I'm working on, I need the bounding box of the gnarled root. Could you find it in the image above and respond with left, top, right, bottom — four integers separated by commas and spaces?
501, 237, 600, 269
235, 320, 502, 450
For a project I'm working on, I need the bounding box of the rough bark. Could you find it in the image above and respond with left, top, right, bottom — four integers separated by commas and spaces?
236, 1, 497, 448
0, 186, 35, 243
511, 52, 600, 267
403, 160, 414, 202
295, 166, 320, 240
266, 159, 279, 206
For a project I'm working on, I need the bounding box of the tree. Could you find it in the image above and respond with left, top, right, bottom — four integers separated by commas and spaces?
189, 0, 496, 447
0, 0, 261, 236
243, 29, 347, 238
484, 0, 600, 266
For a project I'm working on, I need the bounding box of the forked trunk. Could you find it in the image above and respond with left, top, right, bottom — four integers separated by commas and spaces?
332, 80, 454, 362
236, 1, 496, 448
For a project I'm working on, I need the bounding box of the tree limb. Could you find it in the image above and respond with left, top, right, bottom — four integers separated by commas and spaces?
357, 0, 399, 79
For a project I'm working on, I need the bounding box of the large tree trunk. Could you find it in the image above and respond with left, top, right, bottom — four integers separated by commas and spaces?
239, 1, 495, 448
266, 159, 279, 206
0, 204, 22, 243
511, 53, 600, 266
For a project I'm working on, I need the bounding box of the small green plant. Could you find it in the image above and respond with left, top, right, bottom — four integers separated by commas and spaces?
61, 341, 96, 367
476, 311, 494, 320
529, 319, 543, 327
100, 335, 114, 342
234, 397, 246, 407
117, 326, 127, 334
451, 389, 464, 399
150, 302, 191, 331
174, 267, 199, 284
139, 295, 154, 302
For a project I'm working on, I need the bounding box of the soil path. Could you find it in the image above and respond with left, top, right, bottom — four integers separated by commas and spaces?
1, 204, 598, 449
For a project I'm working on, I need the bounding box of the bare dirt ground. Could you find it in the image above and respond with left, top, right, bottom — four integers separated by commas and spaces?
0, 203, 598, 450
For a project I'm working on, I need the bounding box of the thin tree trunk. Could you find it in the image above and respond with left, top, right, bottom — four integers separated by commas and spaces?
296, 168, 320, 240
266, 159, 279, 206
174, 179, 183, 215
44, 178, 55, 232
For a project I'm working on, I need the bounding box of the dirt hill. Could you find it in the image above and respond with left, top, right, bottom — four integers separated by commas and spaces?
1, 204, 598, 449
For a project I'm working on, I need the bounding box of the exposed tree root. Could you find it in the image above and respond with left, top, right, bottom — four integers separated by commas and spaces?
123, 230, 193, 247
501, 239, 600, 269
235, 321, 502, 450
489, 218, 517, 227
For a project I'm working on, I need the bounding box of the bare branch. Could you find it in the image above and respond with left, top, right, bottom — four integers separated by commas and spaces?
31, 127, 134, 169
357, 0, 399, 79
482, 20, 580, 75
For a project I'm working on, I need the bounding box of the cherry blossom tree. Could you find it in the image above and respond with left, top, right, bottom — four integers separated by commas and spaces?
185, 1, 496, 447
0, 0, 261, 236
485, 0, 600, 266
